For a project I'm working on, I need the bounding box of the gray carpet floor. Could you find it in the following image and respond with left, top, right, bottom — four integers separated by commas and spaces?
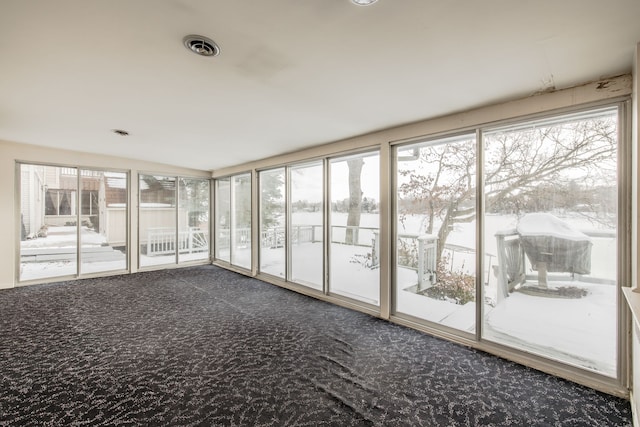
0, 265, 632, 426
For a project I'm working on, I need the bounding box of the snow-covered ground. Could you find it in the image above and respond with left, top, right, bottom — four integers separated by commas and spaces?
20, 226, 126, 280
484, 282, 616, 375
20, 225, 208, 279
399, 212, 617, 376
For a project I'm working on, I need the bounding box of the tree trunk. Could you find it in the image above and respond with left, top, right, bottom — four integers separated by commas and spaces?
436, 204, 456, 267
427, 200, 435, 234
346, 158, 364, 244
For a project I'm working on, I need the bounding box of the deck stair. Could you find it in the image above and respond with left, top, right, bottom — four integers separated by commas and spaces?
21, 246, 125, 263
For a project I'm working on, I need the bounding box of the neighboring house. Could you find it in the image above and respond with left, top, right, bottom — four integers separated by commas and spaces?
21, 167, 103, 232
21, 167, 202, 254
20, 166, 126, 246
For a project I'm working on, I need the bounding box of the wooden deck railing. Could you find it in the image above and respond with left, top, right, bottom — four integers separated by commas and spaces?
147, 227, 209, 256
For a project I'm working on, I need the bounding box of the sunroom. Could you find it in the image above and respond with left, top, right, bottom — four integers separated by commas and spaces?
1, 1, 640, 423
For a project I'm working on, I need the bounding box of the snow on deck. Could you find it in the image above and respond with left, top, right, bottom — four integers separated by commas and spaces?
516, 213, 591, 242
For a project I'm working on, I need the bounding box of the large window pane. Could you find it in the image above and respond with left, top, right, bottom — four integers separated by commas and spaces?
395, 134, 477, 333
231, 174, 251, 269
80, 170, 127, 274
179, 178, 210, 263
215, 178, 231, 263
290, 162, 323, 290
20, 164, 78, 280
139, 174, 176, 267
482, 108, 618, 376
259, 168, 285, 278
329, 152, 380, 304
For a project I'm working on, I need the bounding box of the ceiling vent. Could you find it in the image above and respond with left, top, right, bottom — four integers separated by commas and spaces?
183, 35, 220, 57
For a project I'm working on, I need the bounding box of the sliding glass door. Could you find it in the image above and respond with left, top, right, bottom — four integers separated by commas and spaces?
19, 164, 128, 281
139, 174, 177, 267
178, 178, 210, 263
214, 173, 251, 269
390, 105, 622, 377
80, 170, 128, 274
329, 152, 380, 305
289, 161, 324, 290
139, 174, 210, 268
482, 107, 619, 377
259, 168, 286, 278
231, 174, 252, 269
394, 134, 477, 332
215, 178, 231, 263
19, 164, 78, 281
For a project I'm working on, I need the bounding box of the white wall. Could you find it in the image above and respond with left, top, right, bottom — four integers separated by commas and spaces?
0, 140, 210, 289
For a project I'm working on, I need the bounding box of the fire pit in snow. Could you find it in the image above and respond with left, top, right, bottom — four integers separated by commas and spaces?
516, 213, 592, 286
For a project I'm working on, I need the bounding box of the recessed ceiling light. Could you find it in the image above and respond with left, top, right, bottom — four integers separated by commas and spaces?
112, 129, 129, 136
351, 0, 378, 5
183, 35, 220, 57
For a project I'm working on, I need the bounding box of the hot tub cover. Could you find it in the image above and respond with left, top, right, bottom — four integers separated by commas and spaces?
516, 213, 592, 274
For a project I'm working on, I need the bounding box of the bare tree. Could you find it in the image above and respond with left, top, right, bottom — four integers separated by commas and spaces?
398, 115, 617, 264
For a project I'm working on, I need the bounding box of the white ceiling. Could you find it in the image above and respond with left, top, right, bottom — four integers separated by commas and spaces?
1, 0, 639, 171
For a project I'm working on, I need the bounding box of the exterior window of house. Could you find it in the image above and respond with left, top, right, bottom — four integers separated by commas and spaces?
81, 191, 99, 216
259, 168, 286, 278
329, 151, 380, 305
394, 134, 477, 332
289, 161, 324, 290
45, 189, 76, 216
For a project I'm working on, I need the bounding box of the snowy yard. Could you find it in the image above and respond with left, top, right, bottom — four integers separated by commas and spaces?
484, 281, 617, 375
